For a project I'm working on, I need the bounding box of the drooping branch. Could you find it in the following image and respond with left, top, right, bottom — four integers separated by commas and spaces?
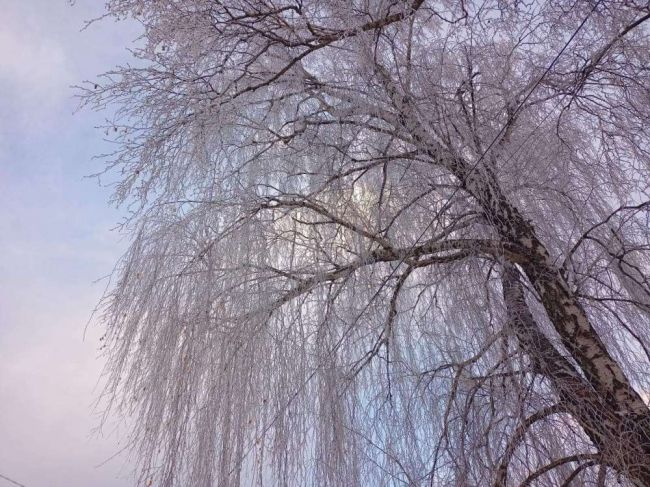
493, 403, 567, 487
520, 453, 601, 487
86, 1, 650, 485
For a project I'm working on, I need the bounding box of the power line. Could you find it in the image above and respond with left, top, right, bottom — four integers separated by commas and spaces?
344, 0, 604, 342
233, 0, 604, 471
0, 473, 26, 487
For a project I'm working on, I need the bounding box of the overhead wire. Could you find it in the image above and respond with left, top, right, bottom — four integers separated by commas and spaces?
232, 0, 604, 473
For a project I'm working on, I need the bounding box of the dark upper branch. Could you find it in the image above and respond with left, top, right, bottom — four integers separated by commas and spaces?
564, 200, 650, 269
230, 0, 426, 99
306, 0, 426, 47
520, 454, 601, 487
255, 238, 525, 317
557, 12, 650, 98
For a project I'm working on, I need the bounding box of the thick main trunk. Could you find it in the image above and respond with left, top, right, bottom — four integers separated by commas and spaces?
499, 265, 650, 486
418, 118, 650, 481
459, 165, 647, 415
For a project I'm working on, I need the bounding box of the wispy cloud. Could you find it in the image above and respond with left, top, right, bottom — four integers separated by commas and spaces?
0, 16, 70, 109
0, 5, 73, 137
0, 2, 138, 485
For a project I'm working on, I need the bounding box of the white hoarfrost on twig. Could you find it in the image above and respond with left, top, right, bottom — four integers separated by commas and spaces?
79, 1, 650, 485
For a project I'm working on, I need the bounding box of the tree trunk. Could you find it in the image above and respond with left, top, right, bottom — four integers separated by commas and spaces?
499, 263, 650, 485
418, 100, 650, 483
454, 161, 647, 406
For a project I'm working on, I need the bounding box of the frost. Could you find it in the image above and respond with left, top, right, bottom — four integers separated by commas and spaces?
81, 1, 650, 485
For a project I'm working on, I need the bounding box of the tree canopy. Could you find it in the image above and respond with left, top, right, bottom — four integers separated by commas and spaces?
82, 1, 650, 485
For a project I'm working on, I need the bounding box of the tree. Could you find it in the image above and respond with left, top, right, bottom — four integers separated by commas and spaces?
82, 1, 650, 485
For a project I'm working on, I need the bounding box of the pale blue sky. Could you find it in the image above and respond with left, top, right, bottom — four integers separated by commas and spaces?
0, 2, 140, 485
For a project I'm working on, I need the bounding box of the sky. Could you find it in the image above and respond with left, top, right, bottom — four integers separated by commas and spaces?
0, 2, 141, 486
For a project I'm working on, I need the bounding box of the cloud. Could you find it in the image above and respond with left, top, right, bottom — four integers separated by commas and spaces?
0, 1, 140, 137
0, 5, 72, 128
0, 277, 132, 487
0, 2, 140, 485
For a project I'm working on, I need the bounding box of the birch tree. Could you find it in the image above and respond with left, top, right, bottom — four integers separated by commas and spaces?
82, 1, 650, 485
